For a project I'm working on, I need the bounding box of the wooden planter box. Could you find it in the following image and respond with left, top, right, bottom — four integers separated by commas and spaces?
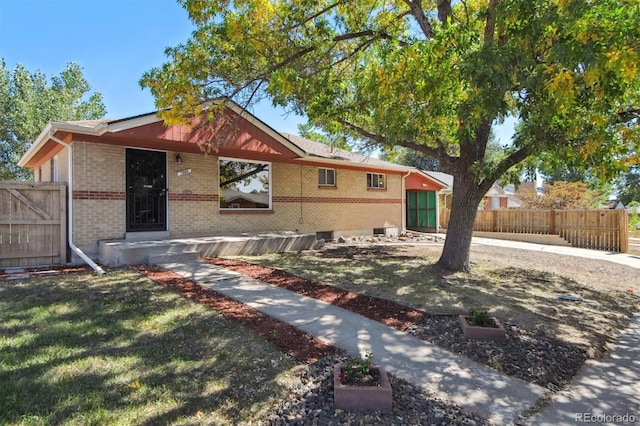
459, 315, 507, 340
333, 363, 392, 411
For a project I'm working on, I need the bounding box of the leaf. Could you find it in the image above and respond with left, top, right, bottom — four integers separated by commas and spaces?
127, 380, 142, 389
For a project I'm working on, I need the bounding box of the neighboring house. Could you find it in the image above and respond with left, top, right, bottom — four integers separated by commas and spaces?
605, 198, 626, 210
421, 171, 523, 211
18, 100, 446, 263
220, 189, 269, 209
482, 183, 523, 210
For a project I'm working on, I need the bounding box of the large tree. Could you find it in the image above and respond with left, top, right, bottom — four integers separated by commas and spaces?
141, 0, 640, 272
0, 61, 106, 180
615, 165, 640, 205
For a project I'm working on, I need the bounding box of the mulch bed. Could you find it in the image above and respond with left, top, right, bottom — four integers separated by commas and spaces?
204, 257, 424, 331
135, 265, 339, 363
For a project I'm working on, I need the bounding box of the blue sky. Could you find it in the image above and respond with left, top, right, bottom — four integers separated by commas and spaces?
0, 0, 306, 134
0, 0, 514, 143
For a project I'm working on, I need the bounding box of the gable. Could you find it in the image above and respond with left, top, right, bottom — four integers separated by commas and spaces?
406, 172, 447, 191
20, 106, 305, 168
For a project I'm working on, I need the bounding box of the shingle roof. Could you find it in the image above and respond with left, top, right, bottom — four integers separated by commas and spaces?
281, 132, 402, 168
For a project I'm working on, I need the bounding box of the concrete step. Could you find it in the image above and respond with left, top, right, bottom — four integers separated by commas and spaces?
146, 251, 199, 265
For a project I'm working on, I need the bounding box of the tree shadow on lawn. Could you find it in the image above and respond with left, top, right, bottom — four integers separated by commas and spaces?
0, 271, 297, 425
240, 248, 638, 360
444, 267, 639, 358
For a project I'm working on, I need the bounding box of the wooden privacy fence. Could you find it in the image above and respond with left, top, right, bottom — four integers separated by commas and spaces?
440, 208, 629, 253
0, 181, 67, 268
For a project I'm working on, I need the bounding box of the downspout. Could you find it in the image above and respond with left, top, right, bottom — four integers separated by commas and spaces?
401, 171, 411, 234
49, 131, 105, 275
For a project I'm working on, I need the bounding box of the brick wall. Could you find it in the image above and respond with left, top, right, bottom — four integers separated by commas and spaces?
71, 142, 126, 250
69, 143, 404, 254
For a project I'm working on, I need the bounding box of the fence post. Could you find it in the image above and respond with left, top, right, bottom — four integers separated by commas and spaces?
549, 209, 555, 235
619, 209, 629, 253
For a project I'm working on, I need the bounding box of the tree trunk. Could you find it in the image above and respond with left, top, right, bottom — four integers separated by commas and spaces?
436, 175, 485, 272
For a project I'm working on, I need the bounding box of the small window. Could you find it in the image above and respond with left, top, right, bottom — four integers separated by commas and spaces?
318, 168, 336, 186
367, 172, 385, 189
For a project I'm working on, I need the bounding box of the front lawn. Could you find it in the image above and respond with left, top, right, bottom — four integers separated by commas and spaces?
0, 270, 298, 425
236, 243, 640, 358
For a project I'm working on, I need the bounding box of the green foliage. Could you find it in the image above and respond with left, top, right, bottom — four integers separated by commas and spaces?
0, 60, 106, 180
141, 0, 640, 271
615, 165, 640, 206
467, 309, 497, 328
297, 122, 351, 151
629, 210, 640, 231
342, 352, 374, 384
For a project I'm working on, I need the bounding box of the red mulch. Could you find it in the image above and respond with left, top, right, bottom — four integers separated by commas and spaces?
203, 257, 425, 331
136, 265, 340, 363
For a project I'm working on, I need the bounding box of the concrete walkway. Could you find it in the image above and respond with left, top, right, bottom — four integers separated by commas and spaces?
161, 238, 640, 425
528, 315, 640, 426
469, 237, 640, 270
162, 260, 545, 425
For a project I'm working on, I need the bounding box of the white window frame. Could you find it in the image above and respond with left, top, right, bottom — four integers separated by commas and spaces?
367, 172, 386, 189
318, 168, 336, 186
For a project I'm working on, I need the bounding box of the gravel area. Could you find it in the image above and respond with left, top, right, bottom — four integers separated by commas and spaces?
269, 353, 490, 426
405, 314, 587, 390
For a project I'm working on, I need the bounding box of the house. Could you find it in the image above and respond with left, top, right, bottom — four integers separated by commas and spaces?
605, 197, 626, 210
421, 171, 523, 211
18, 100, 446, 266
481, 183, 523, 210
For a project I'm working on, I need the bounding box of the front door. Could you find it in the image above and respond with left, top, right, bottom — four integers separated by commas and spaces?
407, 191, 437, 229
126, 149, 167, 232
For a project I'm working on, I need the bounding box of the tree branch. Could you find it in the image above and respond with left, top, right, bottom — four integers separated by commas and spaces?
284, 2, 342, 33
437, 0, 453, 26
486, 145, 531, 183
483, 0, 499, 47
220, 164, 268, 188
403, 0, 434, 39
617, 108, 640, 124
335, 118, 456, 169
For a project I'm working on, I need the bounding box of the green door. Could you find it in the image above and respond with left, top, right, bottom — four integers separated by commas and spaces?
407, 191, 437, 229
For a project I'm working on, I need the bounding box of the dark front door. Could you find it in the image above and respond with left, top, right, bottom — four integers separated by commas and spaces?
126, 149, 167, 232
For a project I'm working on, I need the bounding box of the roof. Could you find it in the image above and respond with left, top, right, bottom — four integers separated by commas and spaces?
18, 100, 443, 191
221, 189, 269, 205
282, 133, 399, 168
422, 171, 453, 191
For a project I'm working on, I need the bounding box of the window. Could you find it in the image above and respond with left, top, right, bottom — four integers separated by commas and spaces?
219, 159, 271, 209
318, 168, 336, 186
367, 172, 385, 189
